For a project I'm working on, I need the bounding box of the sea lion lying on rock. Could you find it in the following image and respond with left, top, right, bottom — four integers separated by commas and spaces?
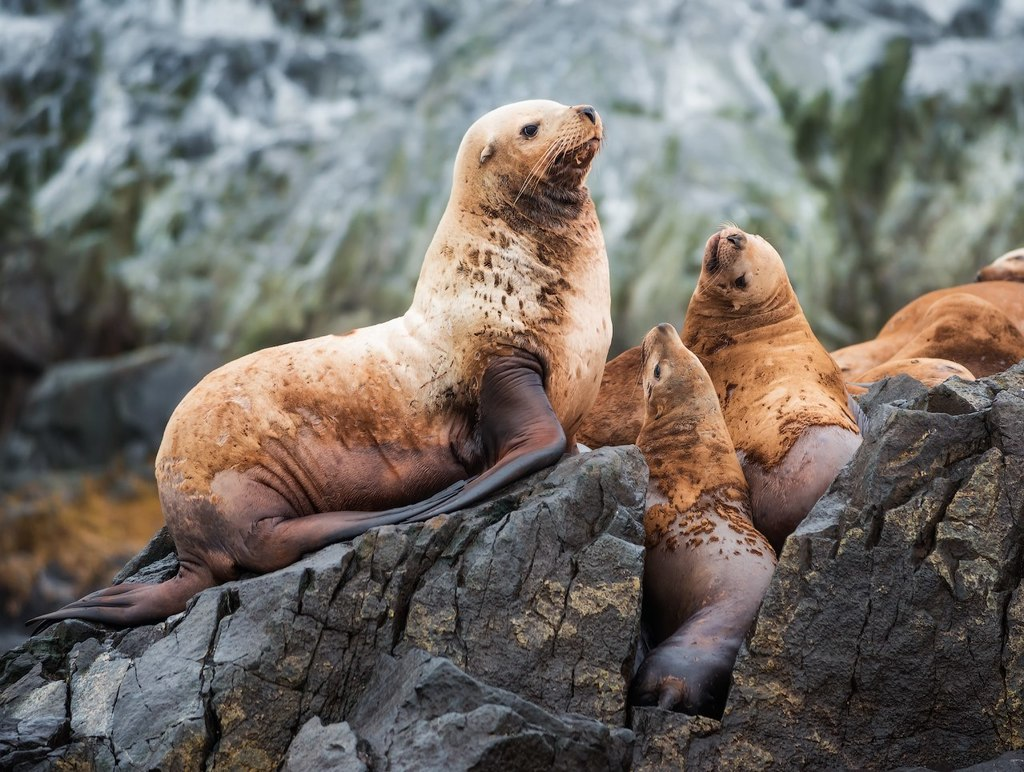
31, 100, 612, 629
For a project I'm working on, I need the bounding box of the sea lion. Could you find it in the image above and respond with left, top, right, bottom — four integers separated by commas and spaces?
30, 100, 611, 629
845, 357, 975, 396
977, 247, 1024, 282
576, 346, 644, 449
681, 227, 861, 554
629, 324, 776, 717
831, 281, 1024, 379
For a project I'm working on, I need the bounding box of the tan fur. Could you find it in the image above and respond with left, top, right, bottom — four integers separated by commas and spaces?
846, 357, 975, 395
832, 280, 1024, 379
158, 101, 611, 507
576, 346, 644, 448
630, 324, 775, 716
977, 247, 1024, 282
682, 229, 858, 470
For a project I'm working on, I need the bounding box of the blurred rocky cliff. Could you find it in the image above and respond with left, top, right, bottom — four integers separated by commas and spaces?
1, 0, 1023, 639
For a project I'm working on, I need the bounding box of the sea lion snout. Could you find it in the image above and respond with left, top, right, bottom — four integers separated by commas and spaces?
725, 232, 746, 249
576, 104, 598, 124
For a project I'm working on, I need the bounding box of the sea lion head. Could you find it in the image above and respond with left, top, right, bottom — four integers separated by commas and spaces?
977, 247, 1024, 282
451, 100, 603, 220
695, 226, 791, 312
640, 323, 714, 423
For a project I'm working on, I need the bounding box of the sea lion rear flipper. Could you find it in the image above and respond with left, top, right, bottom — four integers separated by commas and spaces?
27, 564, 215, 632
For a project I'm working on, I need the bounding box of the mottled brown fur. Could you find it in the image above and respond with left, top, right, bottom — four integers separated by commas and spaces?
682, 228, 860, 553
630, 324, 775, 717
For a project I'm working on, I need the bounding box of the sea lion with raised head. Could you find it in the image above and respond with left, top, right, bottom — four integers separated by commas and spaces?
630, 324, 775, 717
682, 227, 862, 554
31, 100, 611, 629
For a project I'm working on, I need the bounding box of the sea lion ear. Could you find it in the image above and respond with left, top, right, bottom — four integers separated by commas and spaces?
479, 139, 495, 164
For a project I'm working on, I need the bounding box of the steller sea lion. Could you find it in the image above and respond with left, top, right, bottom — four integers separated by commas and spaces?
629, 324, 775, 717
831, 281, 1024, 380
576, 346, 644, 449
845, 357, 975, 396
681, 227, 862, 555
977, 247, 1024, 282
30, 100, 612, 629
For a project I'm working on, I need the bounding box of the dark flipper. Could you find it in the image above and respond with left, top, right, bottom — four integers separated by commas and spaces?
244, 350, 566, 564
27, 563, 215, 632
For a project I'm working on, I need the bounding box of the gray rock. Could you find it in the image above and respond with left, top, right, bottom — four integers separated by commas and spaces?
347, 649, 633, 771
0, 344, 221, 484
283, 717, 369, 772
0, 446, 647, 771
2, 0, 1021, 358
657, 366, 1024, 769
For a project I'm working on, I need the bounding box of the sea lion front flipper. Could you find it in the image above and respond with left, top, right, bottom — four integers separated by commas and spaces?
418, 350, 567, 514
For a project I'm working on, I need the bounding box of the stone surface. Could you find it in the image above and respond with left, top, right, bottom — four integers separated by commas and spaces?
1, 0, 1021, 360
0, 447, 646, 771
672, 364, 1024, 769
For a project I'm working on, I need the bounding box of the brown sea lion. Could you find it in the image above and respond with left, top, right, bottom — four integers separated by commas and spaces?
630, 324, 776, 717
831, 281, 1024, 379
30, 100, 612, 629
682, 227, 861, 554
846, 357, 975, 396
977, 247, 1024, 282
576, 346, 643, 449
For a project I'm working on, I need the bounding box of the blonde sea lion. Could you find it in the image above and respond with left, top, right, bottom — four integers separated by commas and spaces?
630, 324, 775, 717
845, 357, 975, 396
682, 227, 862, 554
30, 100, 612, 629
977, 247, 1024, 282
831, 281, 1024, 379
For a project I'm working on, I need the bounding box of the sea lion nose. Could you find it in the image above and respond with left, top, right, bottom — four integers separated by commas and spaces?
656, 323, 676, 337
726, 232, 746, 249
577, 105, 598, 124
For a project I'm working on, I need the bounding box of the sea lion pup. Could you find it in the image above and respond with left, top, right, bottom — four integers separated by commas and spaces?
977, 247, 1024, 282
845, 357, 975, 396
30, 100, 612, 629
630, 323, 776, 717
831, 280, 1024, 379
682, 227, 861, 554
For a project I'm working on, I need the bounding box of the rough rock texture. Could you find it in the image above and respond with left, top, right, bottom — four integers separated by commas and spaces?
0, 447, 645, 771
5, 366, 1024, 769
671, 364, 1024, 769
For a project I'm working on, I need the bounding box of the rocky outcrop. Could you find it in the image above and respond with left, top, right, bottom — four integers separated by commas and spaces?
0, 447, 645, 771
5, 367, 1024, 770
659, 365, 1024, 769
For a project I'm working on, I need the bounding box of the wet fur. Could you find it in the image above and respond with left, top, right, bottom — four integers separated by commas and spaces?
630, 324, 775, 716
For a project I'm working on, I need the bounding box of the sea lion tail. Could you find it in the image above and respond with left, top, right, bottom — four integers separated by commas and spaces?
26, 564, 214, 633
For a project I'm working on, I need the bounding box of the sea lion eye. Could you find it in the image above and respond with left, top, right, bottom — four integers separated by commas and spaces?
521, 124, 539, 138
734, 275, 747, 289
653, 363, 662, 380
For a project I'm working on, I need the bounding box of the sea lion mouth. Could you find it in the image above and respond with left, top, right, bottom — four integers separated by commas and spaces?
553, 137, 601, 172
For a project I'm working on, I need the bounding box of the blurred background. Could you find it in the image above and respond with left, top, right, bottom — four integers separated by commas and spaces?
2, 0, 1023, 650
